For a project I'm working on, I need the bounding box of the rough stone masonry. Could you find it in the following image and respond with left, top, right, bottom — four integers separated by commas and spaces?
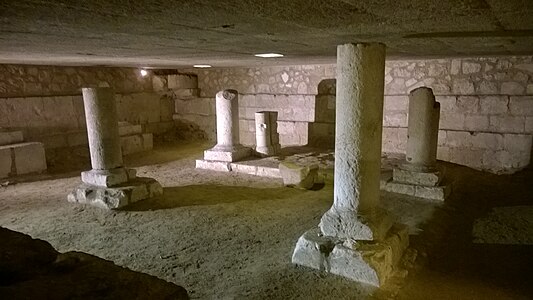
68, 87, 162, 209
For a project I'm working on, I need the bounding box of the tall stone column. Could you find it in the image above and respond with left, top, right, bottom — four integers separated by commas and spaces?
68, 87, 163, 209
202, 90, 251, 163
292, 43, 408, 286
319, 43, 392, 241
404, 87, 440, 171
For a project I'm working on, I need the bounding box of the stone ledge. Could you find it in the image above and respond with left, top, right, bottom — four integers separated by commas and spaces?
292, 224, 409, 286
0, 130, 24, 146
67, 177, 163, 209
195, 159, 231, 172
195, 159, 282, 178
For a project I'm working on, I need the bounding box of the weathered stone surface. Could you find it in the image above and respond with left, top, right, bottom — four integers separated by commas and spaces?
203, 145, 252, 162
292, 224, 409, 287
0, 142, 47, 178
195, 159, 231, 172
0, 227, 188, 299
319, 208, 394, 241
279, 162, 320, 189
0, 130, 23, 146
381, 171, 452, 201
393, 167, 443, 186
67, 177, 163, 209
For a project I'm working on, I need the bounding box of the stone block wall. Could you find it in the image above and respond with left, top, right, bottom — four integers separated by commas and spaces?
176, 56, 533, 174
0, 64, 174, 165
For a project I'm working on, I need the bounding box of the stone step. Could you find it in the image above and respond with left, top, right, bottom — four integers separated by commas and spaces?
195, 159, 282, 178
0, 142, 47, 178
0, 130, 24, 146
118, 122, 142, 136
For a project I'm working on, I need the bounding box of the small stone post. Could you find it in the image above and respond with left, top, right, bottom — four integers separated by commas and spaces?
68, 87, 162, 209
255, 111, 281, 156
202, 89, 251, 162
292, 43, 408, 286
404, 87, 440, 171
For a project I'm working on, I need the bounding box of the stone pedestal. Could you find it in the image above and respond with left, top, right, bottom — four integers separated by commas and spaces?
380, 87, 451, 201
196, 90, 251, 171
68, 87, 162, 209
292, 43, 408, 286
255, 111, 281, 156
0, 129, 47, 179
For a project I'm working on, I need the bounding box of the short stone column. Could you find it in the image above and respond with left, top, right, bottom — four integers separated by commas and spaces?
255, 111, 281, 156
381, 87, 451, 200
68, 87, 162, 209
292, 43, 408, 286
196, 90, 251, 171
404, 87, 440, 172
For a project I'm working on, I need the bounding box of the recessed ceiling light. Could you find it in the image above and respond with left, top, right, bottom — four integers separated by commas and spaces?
193, 64, 212, 68
140, 69, 148, 77
254, 53, 284, 58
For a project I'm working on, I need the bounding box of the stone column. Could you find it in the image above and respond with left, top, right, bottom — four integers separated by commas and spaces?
404, 87, 440, 171
292, 43, 408, 286
319, 43, 391, 241
68, 87, 162, 209
255, 111, 280, 156
203, 90, 251, 162
83, 87, 123, 171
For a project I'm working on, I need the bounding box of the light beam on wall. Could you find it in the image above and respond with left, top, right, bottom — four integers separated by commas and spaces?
193, 64, 212, 68
254, 53, 284, 58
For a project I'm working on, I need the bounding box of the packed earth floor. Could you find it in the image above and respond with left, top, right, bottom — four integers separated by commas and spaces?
1, 140, 532, 299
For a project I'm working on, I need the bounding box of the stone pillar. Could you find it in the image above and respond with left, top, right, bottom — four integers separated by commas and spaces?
404, 87, 440, 171
83, 87, 123, 171
68, 87, 162, 209
319, 43, 392, 241
380, 87, 451, 201
202, 90, 251, 163
292, 43, 409, 287
255, 111, 281, 156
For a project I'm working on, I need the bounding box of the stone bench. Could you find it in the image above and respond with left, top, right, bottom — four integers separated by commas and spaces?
0, 142, 47, 178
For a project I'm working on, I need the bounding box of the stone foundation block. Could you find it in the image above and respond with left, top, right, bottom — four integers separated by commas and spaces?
0, 130, 24, 146
292, 224, 409, 286
230, 162, 282, 178
203, 146, 251, 162
393, 167, 443, 186
81, 168, 136, 187
67, 177, 163, 209
279, 162, 321, 189
195, 159, 231, 172
120, 133, 153, 155
381, 171, 452, 201
0, 142, 47, 178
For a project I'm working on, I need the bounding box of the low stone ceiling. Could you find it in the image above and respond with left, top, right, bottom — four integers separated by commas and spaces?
1, 0, 532, 67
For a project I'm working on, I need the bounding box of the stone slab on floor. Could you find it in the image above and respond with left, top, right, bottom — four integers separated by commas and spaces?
292, 224, 409, 287
393, 167, 443, 186
0, 130, 24, 146
0, 142, 47, 179
380, 171, 452, 201
67, 177, 163, 209
195, 158, 281, 178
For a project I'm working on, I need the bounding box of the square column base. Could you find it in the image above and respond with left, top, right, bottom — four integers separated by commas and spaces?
292, 224, 409, 287
67, 177, 163, 209
81, 168, 137, 187
381, 170, 452, 201
203, 145, 252, 162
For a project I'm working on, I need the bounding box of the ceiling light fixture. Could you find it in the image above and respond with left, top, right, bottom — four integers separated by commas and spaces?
140, 69, 148, 77
254, 53, 284, 58
193, 64, 212, 68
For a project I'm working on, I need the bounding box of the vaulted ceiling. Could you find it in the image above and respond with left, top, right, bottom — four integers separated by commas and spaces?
1, 0, 532, 67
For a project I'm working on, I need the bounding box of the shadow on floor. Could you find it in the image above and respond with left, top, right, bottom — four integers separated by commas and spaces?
123, 184, 305, 211
386, 165, 533, 300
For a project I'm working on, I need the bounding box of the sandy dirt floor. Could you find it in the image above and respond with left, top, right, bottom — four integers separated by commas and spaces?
0, 141, 532, 299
